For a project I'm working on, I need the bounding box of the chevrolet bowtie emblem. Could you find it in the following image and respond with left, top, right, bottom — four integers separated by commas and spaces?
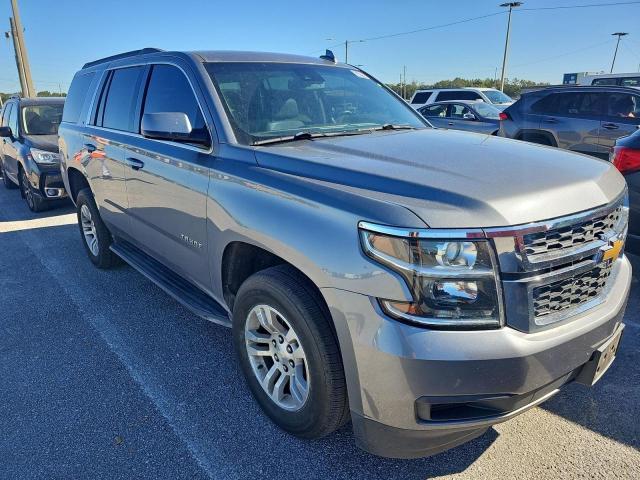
598, 238, 624, 263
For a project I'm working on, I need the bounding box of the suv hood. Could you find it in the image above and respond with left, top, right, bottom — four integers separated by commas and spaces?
254, 129, 625, 228
24, 135, 59, 152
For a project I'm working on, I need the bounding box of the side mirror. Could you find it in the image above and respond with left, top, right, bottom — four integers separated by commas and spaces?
141, 112, 209, 145
0, 126, 12, 138
463, 113, 477, 121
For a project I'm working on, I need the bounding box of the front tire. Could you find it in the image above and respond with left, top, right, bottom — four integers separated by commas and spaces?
76, 188, 119, 269
20, 168, 46, 212
233, 265, 349, 439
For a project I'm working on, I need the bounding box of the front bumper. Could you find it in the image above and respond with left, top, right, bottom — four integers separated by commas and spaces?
322, 255, 631, 458
25, 163, 67, 200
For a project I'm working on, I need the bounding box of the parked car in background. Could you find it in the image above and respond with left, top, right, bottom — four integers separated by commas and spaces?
0, 96, 66, 211
409, 87, 513, 110
59, 48, 630, 459
418, 100, 501, 135
499, 85, 640, 159
611, 128, 640, 253
562, 72, 640, 88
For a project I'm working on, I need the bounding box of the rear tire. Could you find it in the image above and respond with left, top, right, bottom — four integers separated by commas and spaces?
1, 159, 17, 189
233, 265, 349, 439
76, 188, 119, 269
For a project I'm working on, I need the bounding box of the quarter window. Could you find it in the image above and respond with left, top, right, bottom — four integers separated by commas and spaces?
141, 64, 209, 146
99, 66, 145, 132
63, 72, 95, 123
1, 104, 13, 127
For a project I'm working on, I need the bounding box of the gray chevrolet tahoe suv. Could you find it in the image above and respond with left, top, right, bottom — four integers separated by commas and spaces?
58, 48, 632, 459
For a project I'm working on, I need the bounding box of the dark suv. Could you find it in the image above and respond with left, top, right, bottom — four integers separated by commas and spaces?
0, 96, 66, 211
499, 86, 640, 159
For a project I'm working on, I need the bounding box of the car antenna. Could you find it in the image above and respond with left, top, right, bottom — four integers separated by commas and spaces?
320, 49, 336, 63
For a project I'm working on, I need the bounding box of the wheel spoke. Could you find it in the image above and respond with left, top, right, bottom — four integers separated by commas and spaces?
290, 370, 307, 404
272, 374, 288, 403
262, 364, 279, 393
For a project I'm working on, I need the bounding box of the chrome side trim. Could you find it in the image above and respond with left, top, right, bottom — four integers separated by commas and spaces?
358, 221, 484, 239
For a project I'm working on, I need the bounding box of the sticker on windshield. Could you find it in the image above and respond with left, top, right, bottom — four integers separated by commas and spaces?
350, 70, 368, 79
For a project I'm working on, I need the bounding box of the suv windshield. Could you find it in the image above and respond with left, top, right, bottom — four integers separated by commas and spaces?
205, 62, 426, 145
21, 104, 64, 135
483, 90, 513, 104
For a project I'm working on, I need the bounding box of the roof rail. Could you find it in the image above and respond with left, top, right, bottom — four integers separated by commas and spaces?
9, 94, 21, 99
82, 48, 164, 69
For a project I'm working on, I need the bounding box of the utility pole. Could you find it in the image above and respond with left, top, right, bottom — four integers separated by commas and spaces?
403, 65, 407, 100
499, 2, 522, 92
610, 32, 628, 74
9, 0, 35, 97
343, 39, 363, 64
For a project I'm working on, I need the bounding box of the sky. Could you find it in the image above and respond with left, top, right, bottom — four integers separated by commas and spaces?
0, 0, 638, 93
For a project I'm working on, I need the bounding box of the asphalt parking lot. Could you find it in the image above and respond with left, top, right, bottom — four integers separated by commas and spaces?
1, 186, 639, 480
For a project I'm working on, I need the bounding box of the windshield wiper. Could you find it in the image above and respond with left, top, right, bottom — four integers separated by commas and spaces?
252, 129, 371, 146
368, 124, 419, 132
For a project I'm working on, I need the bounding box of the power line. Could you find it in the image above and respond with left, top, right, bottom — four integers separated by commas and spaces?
510, 39, 614, 69
520, 1, 640, 11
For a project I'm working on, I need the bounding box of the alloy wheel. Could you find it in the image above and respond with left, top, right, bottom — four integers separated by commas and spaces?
244, 304, 310, 411
80, 204, 99, 256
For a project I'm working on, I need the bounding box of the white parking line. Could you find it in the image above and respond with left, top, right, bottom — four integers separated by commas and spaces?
0, 213, 77, 233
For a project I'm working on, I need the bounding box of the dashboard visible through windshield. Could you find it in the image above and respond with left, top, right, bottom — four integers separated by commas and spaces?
205, 62, 426, 145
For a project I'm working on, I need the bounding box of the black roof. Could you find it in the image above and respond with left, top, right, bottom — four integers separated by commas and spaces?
524, 85, 640, 95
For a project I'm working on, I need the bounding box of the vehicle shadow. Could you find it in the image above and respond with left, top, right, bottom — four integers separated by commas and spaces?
540, 273, 640, 451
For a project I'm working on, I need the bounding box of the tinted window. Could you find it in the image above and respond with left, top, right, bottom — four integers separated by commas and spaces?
621, 77, 640, 87
411, 91, 432, 104
531, 92, 604, 116
436, 91, 482, 101
591, 78, 619, 86
420, 104, 447, 117
8, 103, 18, 134
142, 64, 208, 144
606, 93, 640, 119
62, 72, 95, 123
1, 104, 12, 127
101, 66, 144, 132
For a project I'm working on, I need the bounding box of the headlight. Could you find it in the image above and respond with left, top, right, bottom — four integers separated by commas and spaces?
359, 224, 502, 329
29, 148, 61, 165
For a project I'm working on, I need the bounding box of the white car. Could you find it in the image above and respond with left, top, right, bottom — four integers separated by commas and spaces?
409, 87, 514, 110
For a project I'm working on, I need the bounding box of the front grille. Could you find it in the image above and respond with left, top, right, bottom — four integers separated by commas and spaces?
523, 205, 623, 258
533, 262, 614, 319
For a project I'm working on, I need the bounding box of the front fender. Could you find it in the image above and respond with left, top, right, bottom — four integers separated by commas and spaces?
206, 150, 422, 303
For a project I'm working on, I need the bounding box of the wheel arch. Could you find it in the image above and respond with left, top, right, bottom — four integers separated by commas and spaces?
66, 166, 91, 204
516, 129, 558, 147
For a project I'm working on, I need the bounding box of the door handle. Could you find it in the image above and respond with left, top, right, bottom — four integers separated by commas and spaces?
448, 122, 454, 126
543, 117, 558, 124
84, 143, 96, 153
602, 123, 619, 130
125, 157, 145, 170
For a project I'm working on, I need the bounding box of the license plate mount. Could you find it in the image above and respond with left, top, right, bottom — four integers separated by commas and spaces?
576, 324, 624, 386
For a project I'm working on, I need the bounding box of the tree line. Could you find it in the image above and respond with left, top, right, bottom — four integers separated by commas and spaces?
387, 77, 550, 100
0, 91, 67, 103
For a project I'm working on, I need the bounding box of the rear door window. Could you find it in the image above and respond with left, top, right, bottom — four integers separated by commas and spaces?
620, 77, 640, 87
591, 78, 619, 86
449, 104, 472, 119
99, 66, 145, 132
605, 93, 640, 120
419, 104, 447, 117
141, 64, 209, 146
411, 91, 432, 104
62, 72, 95, 123
531, 92, 604, 117
436, 91, 482, 102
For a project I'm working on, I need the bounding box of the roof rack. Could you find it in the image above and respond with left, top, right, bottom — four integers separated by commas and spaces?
82, 48, 164, 69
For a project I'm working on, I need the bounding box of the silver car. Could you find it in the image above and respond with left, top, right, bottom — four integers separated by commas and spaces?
419, 100, 501, 135
58, 49, 631, 459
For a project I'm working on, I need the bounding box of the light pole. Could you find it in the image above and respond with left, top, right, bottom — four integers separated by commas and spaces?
610, 32, 628, 73
499, 2, 522, 92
